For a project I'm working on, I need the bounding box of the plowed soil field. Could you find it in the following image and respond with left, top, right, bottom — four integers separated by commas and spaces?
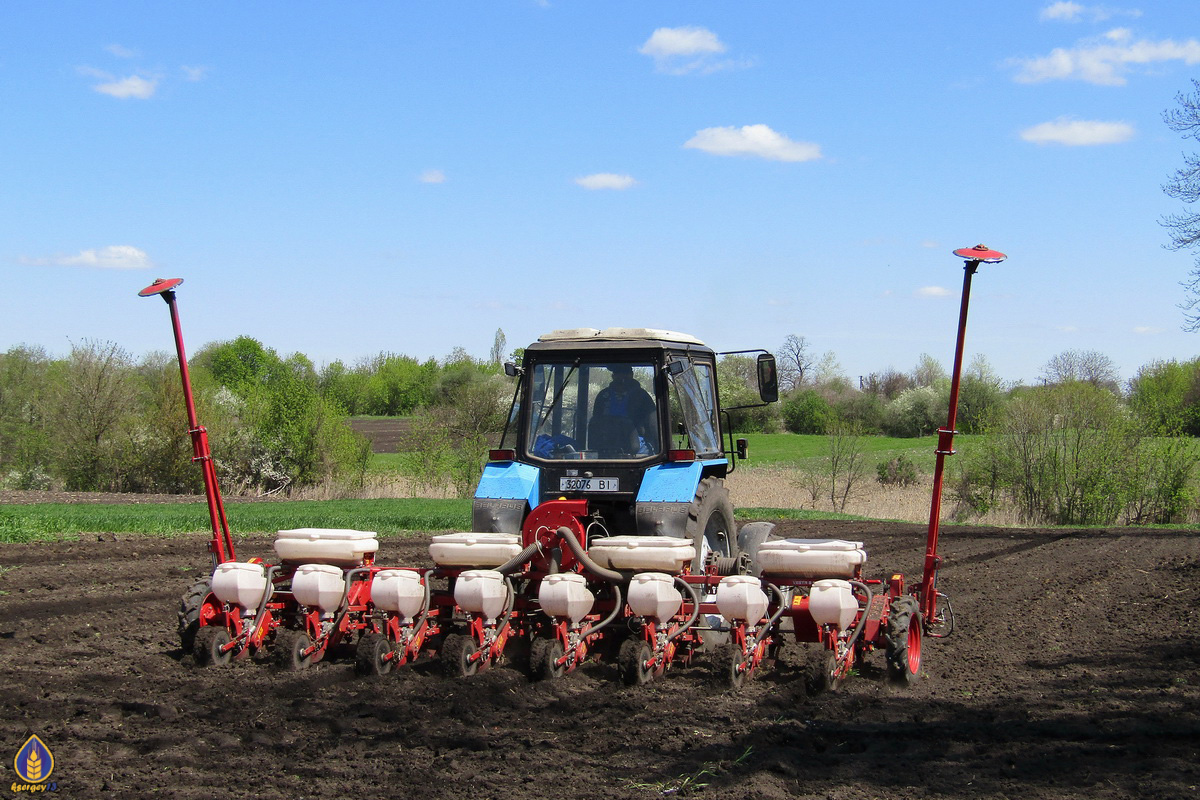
1, 518, 1197, 799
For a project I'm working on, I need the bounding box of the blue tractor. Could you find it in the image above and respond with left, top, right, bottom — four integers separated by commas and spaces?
473, 327, 778, 573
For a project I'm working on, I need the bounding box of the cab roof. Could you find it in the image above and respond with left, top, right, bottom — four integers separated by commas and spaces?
536, 327, 706, 346
526, 327, 713, 358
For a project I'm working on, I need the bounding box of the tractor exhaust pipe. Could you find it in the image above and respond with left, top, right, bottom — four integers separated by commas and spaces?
138, 278, 236, 566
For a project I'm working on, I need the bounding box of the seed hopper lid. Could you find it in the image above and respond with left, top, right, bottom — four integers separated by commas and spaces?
953, 245, 1006, 263
138, 277, 184, 297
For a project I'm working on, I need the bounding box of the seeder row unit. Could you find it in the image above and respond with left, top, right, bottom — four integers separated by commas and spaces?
188, 498, 931, 689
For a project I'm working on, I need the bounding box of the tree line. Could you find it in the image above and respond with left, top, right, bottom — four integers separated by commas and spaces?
2, 332, 1198, 524
742, 336, 1200, 526
0, 336, 507, 496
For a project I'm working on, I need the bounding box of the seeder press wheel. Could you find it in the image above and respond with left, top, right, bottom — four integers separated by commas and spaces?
355, 632, 396, 676
530, 637, 566, 681
441, 633, 480, 677
618, 638, 654, 686
276, 629, 317, 671
193, 626, 233, 667
717, 643, 749, 690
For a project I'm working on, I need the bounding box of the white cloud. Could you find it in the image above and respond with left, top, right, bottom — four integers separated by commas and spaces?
80, 66, 159, 99
1020, 116, 1135, 145
575, 173, 637, 190
640, 26, 744, 75
1133, 325, 1164, 335
1056, 324, 1080, 332
1041, 2, 1084, 21
1039, 3, 1142, 23
1012, 28, 1200, 85
23, 245, 154, 270
105, 43, 137, 58
181, 65, 208, 82
916, 286, 953, 298
418, 169, 446, 184
641, 26, 725, 58
684, 124, 821, 162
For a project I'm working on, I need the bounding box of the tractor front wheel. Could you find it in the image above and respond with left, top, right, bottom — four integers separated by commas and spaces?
885, 596, 922, 686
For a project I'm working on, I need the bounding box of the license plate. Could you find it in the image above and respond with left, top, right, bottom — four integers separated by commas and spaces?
559, 477, 619, 492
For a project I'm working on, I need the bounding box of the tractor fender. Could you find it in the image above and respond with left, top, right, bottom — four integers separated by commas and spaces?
473, 461, 540, 533
634, 461, 704, 538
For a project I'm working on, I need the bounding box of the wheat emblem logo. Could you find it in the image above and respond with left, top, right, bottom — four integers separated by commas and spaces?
14, 734, 54, 784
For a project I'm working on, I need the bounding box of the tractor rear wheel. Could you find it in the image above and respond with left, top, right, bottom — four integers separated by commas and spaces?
276, 628, 317, 671
178, 577, 213, 652
686, 477, 736, 568
441, 633, 479, 677
885, 596, 922, 686
355, 632, 395, 676
618, 638, 654, 686
530, 637, 566, 681
193, 625, 232, 667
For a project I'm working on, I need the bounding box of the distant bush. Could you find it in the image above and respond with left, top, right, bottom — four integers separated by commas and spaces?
954, 382, 1200, 525
781, 390, 832, 434
882, 384, 948, 438
877, 455, 921, 487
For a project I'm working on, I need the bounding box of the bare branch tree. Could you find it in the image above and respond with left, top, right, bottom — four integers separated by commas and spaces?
777, 334, 813, 391
1040, 349, 1120, 392
1162, 79, 1200, 330
861, 367, 913, 400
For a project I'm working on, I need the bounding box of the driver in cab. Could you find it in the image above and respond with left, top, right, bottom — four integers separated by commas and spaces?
591, 364, 657, 456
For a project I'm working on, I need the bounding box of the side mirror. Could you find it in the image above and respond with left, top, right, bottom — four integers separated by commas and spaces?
504, 362, 520, 378
667, 357, 688, 376
756, 354, 778, 403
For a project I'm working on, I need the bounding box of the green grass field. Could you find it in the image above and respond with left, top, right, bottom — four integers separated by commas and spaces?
737, 432, 980, 471
0, 497, 860, 543
0, 499, 473, 543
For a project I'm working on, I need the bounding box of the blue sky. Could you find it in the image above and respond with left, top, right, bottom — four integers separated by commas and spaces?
3, 1, 1199, 386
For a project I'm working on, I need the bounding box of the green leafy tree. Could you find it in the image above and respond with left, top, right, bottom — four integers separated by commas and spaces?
1128, 357, 1200, 435
780, 389, 832, 434
52, 340, 140, 491
958, 354, 1008, 434
0, 345, 54, 488
198, 336, 282, 395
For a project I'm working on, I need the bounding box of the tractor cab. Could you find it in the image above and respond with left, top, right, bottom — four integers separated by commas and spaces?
473, 328, 776, 559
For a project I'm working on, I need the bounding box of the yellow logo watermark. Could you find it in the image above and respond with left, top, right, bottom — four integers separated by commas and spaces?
11, 735, 57, 794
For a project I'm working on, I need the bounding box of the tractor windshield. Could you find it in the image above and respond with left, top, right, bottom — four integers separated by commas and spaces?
526, 361, 659, 460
